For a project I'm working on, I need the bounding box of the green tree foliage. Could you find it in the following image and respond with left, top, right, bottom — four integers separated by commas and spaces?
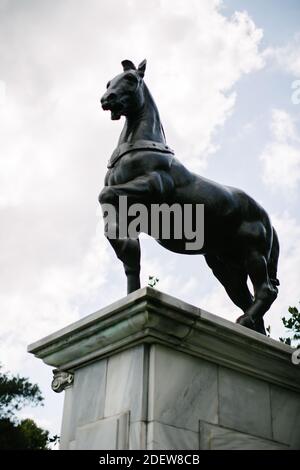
0, 367, 43, 419
0, 365, 55, 450
148, 275, 159, 288
279, 303, 300, 347
0, 418, 49, 450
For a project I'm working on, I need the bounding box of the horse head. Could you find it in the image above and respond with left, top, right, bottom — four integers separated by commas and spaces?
101, 59, 147, 120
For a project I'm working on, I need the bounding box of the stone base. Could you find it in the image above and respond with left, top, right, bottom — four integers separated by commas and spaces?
28, 287, 300, 450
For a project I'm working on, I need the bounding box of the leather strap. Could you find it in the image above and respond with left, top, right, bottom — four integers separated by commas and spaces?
107, 139, 175, 169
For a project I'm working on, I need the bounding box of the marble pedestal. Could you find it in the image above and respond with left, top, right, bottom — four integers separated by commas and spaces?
28, 287, 300, 450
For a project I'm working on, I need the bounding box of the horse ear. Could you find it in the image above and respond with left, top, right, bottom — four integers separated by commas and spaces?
121, 60, 136, 72
137, 59, 147, 78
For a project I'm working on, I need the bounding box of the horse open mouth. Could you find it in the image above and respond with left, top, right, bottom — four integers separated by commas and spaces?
108, 104, 123, 120
111, 109, 122, 120
101, 101, 123, 120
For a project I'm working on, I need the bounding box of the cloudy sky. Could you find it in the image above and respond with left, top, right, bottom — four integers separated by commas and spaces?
0, 0, 300, 437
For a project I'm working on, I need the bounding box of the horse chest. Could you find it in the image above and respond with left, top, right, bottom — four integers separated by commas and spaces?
105, 150, 173, 186
105, 155, 138, 185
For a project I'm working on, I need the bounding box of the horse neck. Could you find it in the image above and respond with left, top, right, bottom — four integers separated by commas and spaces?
118, 83, 166, 145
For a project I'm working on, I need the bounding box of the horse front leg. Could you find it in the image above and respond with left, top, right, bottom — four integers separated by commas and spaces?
99, 171, 174, 294
99, 186, 141, 294
107, 237, 141, 294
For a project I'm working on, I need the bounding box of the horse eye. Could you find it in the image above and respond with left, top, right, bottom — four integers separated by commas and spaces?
106, 81, 111, 89
124, 74, 137, 83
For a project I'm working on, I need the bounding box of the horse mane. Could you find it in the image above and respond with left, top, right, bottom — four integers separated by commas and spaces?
142, 82, 166, 143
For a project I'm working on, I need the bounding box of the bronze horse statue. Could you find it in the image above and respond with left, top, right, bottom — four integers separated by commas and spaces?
99, 59, 279, 335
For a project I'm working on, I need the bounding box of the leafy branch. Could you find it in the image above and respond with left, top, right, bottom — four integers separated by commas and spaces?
279, 303, 300, 347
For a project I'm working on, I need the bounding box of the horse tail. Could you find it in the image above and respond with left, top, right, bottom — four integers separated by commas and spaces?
268, 227, 280, 289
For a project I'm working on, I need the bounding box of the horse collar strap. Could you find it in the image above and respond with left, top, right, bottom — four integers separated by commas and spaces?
107, 140, 175, 169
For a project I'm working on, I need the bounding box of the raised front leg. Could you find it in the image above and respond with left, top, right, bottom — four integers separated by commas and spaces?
99, 171, 174, 294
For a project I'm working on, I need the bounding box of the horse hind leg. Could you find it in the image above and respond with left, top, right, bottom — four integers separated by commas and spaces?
205, 255, 253, 313
232, 219, 278, 334
268, 227, 280, 290
237, 248, 278, 335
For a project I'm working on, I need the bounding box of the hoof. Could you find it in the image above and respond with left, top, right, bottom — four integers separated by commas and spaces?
236, 314, 266, 335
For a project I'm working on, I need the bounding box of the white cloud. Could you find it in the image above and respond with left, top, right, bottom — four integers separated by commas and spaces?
270, 109, 298, 142
264, 33, 300, 77
260, 109, 300, 192
148, 4, 265, 169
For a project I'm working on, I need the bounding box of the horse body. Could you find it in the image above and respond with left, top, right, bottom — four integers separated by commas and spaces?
99, 59, 279, 335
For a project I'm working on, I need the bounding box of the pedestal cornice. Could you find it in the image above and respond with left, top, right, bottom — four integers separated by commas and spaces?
28, 287, 300, 392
